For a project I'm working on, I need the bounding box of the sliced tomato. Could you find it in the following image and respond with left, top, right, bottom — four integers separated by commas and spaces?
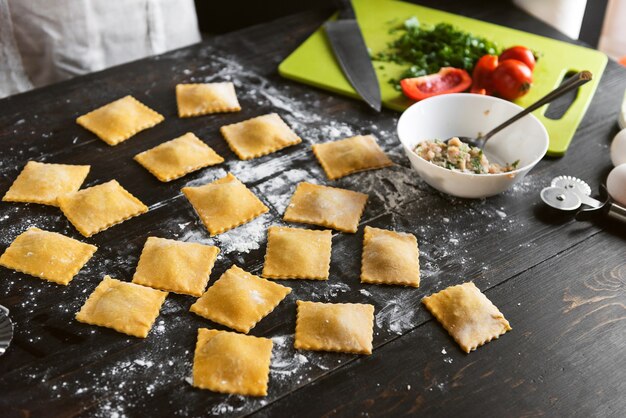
471, 55, 498, 94
500, 46, 536, 72
492, 59, 533, 100
400, 67, 472, 101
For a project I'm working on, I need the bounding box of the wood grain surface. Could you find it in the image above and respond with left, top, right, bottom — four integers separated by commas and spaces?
0, 2, 624, 417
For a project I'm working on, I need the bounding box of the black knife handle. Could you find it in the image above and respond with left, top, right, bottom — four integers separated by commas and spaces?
334, 0, 356, 19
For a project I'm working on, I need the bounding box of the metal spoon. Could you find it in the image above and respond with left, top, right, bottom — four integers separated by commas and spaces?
449, 71, 593, 149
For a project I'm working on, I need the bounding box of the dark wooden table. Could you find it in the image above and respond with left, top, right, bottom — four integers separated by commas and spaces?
1, 2, 625, 417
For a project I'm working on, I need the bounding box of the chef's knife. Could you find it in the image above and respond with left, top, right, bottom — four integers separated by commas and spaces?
324, 0, 381, 111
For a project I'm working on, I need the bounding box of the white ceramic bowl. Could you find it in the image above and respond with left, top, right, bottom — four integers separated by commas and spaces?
397, 93, 549, 198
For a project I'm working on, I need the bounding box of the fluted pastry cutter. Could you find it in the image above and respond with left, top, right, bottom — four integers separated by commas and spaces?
0, 305, 13, 356
540, 175, 626, 224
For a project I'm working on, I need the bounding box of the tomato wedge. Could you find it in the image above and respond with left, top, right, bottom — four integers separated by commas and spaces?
400, 67, 472, 101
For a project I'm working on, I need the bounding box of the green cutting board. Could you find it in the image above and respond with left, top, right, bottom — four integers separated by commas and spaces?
278, 0, 607, 156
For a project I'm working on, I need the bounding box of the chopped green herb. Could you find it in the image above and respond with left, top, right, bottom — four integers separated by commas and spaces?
471, 157, 483, 173
373, 19, 500, 88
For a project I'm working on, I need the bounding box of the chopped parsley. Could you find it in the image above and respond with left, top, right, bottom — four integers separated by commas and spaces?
373, 18, 500, 89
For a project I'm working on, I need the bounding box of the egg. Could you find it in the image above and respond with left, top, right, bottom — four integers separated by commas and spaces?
607, 163, 626, 206
611, 129, 626, 166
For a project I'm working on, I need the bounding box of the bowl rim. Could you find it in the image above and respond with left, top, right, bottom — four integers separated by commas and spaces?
397, 93, 549, 178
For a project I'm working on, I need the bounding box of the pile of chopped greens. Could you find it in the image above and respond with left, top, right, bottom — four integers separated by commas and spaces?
373, 17, 500, 89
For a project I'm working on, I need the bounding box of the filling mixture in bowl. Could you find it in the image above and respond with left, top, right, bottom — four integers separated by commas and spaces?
415, 137, 519, 174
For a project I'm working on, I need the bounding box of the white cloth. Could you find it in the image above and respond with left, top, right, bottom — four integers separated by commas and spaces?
599, 0, 626, 60
0, 0, 32, 97
513, 0, 587, 40
0, 0, 201, 98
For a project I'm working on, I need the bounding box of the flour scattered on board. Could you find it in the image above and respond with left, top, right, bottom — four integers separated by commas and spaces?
333, 163, 427, 212
182, 167, 229, 188
254, 168, 317, 214
271, 335, 309, 378
174, 211, 272, 255
214, 213, 273, 254
41, 350, 192, 418
374, 291, 420, 335
133, 359, 154, 368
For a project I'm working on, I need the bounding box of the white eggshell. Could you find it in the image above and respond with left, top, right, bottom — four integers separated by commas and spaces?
611, 129, 626, 166
607, 163, 626, 206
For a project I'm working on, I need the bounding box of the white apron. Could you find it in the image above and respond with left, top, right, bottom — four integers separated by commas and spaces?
0, 0, 201, 98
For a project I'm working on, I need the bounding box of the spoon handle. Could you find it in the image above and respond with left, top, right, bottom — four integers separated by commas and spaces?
482, 71, 592, 142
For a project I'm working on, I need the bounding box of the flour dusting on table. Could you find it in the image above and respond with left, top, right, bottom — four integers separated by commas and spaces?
254, 168, 318, 214
374, 291, 420, 335
271, 335, 309, 378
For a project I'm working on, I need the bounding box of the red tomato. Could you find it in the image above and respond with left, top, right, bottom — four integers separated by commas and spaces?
471, 55, 498, 94
492, 59, 533, 100
400, 67, 472, 101
500, 46, 536, 72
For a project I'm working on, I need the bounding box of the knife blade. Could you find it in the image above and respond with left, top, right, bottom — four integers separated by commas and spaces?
324, 0, 381, 112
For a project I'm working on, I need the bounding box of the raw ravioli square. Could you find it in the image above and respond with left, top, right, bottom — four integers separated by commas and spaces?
422, 282, 512, 353
182, 172, 268, 236
76, 95, 164, 145
3, 161, 90, 206
0, 227, 97, 285
132, 236, 220, 296
294, 301, 374, 354
76, 276, 168, 338
312, 135, 393, 180
192, 328, 273, 396
283, 182, 368, 233
134, 132, 224, 182
361, 226, 420, 287
262, 226, 332, 280
220, 113, 301, 160
176, 83, 241, 117
190, 265, 291, 333
58, 180, 148, 237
